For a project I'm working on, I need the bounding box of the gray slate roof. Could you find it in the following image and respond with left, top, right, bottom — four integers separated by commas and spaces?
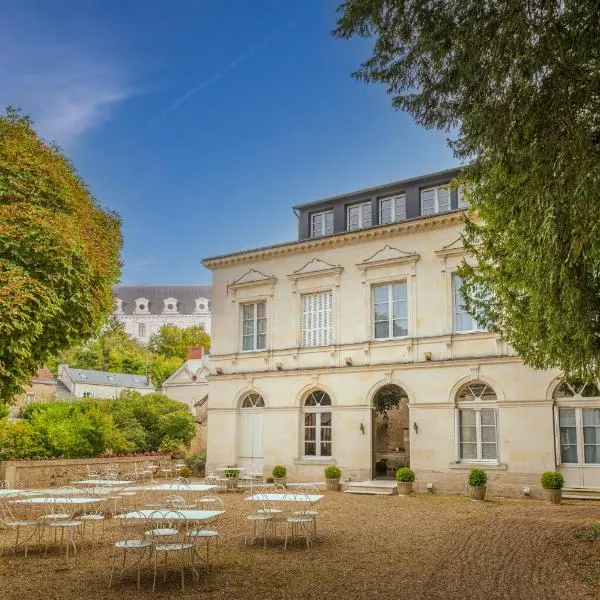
62, 367, 153, 389
113, 285, 211, 315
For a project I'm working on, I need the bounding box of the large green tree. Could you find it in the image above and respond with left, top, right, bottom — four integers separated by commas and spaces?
0, 108, 122, 402
335, 1, 600, 379
148, 324, 210, 362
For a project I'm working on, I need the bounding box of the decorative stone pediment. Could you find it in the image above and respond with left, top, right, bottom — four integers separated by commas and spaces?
287, 258, 343, 291
435, 238, 468, 271
162, 297, 179, 314
227, 269, 277, 300
357, 245, 420, 281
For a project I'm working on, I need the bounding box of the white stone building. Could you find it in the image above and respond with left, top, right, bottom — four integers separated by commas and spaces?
57, 365, 155, 399
113, 285, 211, 343
202, 167, 600, 497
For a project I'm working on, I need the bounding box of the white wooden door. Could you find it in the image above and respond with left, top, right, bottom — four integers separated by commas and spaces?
238, 409, 264, 472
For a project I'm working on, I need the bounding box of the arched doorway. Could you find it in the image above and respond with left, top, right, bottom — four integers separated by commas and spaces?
237, 392, 265, 472
372, 384, 410, 478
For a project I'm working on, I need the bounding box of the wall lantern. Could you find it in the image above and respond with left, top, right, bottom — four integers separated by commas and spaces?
215, 367, 224, 375
413, 421, 419, 434
344, 356, 353, 366
359, 422, 365, 435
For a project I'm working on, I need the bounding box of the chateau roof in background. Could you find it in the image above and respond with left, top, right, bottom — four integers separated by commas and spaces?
61, 366, 153, 389
113, 285, 212, 315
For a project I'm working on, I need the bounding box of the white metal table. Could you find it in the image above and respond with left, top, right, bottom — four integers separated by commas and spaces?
115, 509, 224, 522
247, 493, 323, 503
138, 483, 217, 492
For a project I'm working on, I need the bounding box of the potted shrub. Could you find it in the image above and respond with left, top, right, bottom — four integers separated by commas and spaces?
468, 468, 487, 500
395, 467, 415, 495
324, 466, 342, 491
541, 471, 564, 505
178, 466, 192, 479
272, 465, 287, 486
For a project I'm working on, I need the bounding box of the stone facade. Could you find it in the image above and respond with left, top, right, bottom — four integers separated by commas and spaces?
10, 368, 58, 418
113, 285, 211, 343
201, 169, 592, 497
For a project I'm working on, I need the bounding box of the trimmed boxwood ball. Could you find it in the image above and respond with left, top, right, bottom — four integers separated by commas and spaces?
395, 467, 415, 482
468, 468, 487, 487
324, 466, 342, 479
272, 465, 287, 478
541, 471, 564, 489
178, 466, 192, 478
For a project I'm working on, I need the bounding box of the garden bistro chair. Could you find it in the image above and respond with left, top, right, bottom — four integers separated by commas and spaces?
79, 493, 108, 549
109, 510, 153, 589
244, 492, 275, 549
0, 493, 39, 557
158, 461, 174, 479
0, 480, 9, 489
148, 510, 198, 592
185, 495, 224, 570
292, 485, 321, 538
284, 492, 315, 551
204, 464, 218, 486
44, 497, 83, 559
115, 473, 139, 510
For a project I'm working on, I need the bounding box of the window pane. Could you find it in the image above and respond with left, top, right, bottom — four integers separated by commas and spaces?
361, 202, 372, 227
561, 445, 578, 463
393, 319, 408, 337
461, 427, 477, 443
395, 196, 406, 220
256, 334, 266, 350
559, 408, 578, 463
304, 427, 316, 441
559, 408, 576, 427
585, 446, 600, 464
324, 211, 334, 235
460, 409, 476, 426
583, 408, 600, 464
242, 304, 254, 320
320, 442, 332, 456
321, 427, 332, 442
374, 322, 389, 339
256, 302, 265, 318
347, 205, 359, 230
380, 199, 392, 224
374, 304, 389, 321
304, 442, 316, 456
481, 443, 497, 460
243, 320, 254, 335
583, 408, 600, 427
392, 283, 406, 303
320, 412, 332, 426
460, 443, 477, 459
304, 413, 316, 426
480, 410, 496, 426
373, 285, 388, 304
242, 335, 254, 351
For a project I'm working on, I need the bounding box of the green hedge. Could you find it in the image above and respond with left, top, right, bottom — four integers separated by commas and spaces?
0, 391, 195, 460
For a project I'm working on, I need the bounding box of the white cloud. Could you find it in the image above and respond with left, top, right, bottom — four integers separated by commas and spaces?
0, 24, 132, 146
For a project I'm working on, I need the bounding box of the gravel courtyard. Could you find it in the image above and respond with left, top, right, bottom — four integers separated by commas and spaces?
1, 491, 600, 600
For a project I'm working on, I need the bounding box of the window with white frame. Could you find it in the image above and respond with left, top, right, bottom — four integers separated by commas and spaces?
302, 291, 333, 347
421, 185, 451, 216
83, 392, 92, 398
138, 322, 147, 338
303, 390, 332, 457
453, 274, 488, 333
379, 195, 406, 224
372, 282, 408, 339
554, 381, 600, 464
242, 302, 267, 351
311, 210, 334, 238
347, 201, 372, 231
25, 393, 35, 404
241, 392, 265, 408
456, 382, 498, 461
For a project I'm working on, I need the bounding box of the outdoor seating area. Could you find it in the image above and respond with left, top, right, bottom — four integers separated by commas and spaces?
0, 464, 325, 594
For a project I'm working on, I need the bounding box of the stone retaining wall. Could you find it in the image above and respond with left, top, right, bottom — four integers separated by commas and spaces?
0, 455, 172, 489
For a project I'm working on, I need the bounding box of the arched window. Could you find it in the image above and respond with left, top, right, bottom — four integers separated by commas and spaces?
554, 380, 600, 465
303, 390, 332, 457
456, 381, 498, 462
240, 393, 265, 408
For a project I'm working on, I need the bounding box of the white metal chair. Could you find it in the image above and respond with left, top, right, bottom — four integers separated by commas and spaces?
109, 510, 153, 589
292, 485, 320, 538
43, 497, 83, 558
284, 492, 315, 551
148, 510, 197, 591
244, 491, 275, 549
185, 495, 223, 569
0, 493, 39, 557
158, 461, 174, 479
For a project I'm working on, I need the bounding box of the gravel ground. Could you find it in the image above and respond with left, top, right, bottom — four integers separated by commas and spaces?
1, 491, 600, 600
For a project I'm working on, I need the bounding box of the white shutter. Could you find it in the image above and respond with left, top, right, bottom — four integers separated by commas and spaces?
302, 291, 333, 347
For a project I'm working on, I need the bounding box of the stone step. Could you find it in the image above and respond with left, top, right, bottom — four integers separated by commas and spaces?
563, 488, 600, 501
343, 489, 396, 496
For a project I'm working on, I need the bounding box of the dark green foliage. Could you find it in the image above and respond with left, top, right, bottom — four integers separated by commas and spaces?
467, 468, 487, 487
0, 391, 194, 459
0, 108, 122, 402
148, 325, 211, 362
395, 467, 415, 482
272, 465, 287, 478
178, 466, 192, 478
541, 471, 564, 490
334, 2, 600, 379
325, 466, 342, 479
185, 451, 206, 475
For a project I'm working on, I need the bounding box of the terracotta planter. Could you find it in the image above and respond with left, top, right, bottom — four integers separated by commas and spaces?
326, 478, 340, 491
273, 476, 287, 487
397, 481, 413, 496
469, 485, 486, 501
545, 488, 562, 505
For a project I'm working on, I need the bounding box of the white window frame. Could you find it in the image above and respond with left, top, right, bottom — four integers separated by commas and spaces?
372, 281, 408, 340
302, 391, 332, 458
421, 185, 451, 216
455, 383, 499, 464
301, 290, 333, 348
138, 322, 147, 338
556, 406, 600, 465
25, 393, 35, 404
241, 301, 267, 352
310, 210, 334, 238
346, 201, 372, 231
453, 273, 487, 333
379, 195, 407, 224
457, 185, 469, 209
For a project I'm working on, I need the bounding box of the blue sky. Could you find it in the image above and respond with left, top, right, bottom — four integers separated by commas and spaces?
0, 0, 459, 285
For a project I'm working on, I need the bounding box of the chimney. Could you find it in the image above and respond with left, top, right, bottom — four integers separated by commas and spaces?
187, 347, 204, 360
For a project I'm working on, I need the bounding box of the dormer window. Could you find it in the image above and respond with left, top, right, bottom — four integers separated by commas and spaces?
347, 201, 372, 231
311, 210, 334, 238
163, 297, 179, 314
134, 297, 150, 314
195, 298, 209, 313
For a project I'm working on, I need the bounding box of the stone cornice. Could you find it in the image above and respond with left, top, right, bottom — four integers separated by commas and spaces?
202, 211, 466, 269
